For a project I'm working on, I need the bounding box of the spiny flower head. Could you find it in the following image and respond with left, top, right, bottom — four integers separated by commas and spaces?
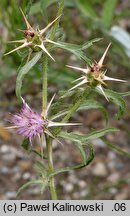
9, 96, 81, 144
4, 8, 61, 61
9, 99, 45, 144
67, 43, 126, 100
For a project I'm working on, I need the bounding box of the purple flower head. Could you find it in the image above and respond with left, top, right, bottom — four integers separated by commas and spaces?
10, 99, 47, 144
9, 96, 81, 146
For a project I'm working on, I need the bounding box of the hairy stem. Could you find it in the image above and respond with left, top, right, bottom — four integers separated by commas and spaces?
47, 137, 57, 200
54, 88, 91, 136
42, 56, 48, 116
62, 89, 90, 122
42, 0, 64, 200
48, 0, 64, 46
42, 0, 64, 115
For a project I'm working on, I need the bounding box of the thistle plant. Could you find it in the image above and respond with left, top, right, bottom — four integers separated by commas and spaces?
4, 0, 130, 200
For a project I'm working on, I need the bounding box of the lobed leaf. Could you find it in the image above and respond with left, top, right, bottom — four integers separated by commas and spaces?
58, 127, 118, 144
52, 38, 102, 64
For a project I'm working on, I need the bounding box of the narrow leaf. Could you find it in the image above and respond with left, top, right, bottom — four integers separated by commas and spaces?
16, 51, 42, 99
102, 138, 130, 157
74, 142, 87, 165
81, 38, 102, 50
17, 180, 43, 196
49, 144, 94, 177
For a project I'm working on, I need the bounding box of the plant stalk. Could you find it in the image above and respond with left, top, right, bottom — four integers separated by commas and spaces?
41, 0, 64, 200
47, 137, 57, 200
42, 56, 48, 116
62, 89, 91, 122
54, 88, 91, 136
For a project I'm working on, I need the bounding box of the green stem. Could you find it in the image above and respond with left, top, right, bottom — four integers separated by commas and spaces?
42, 0, 64, 115
41, 0, 65, 200
48, 0, 65, 46
46, 89, 91, 195
62, 89, 90, 122
47, 137, 58, 200
54, 88, 91, 136
42, 56, 48, 115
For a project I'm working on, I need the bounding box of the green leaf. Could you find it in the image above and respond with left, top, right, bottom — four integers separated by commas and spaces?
17, 180, 43, 196
102, 0, 118, 28
58, 128, 118, 144
104, 89, 126, 120
53, 41, 91, 64
102, 138, 130, 157
74, 142, 87, 165
52, 38, 101, 64
81, 38, 102, 50
16, 51, 42, 99
50, 127, 117, 177
76, 0, 97, 18
49, 144, 94, 177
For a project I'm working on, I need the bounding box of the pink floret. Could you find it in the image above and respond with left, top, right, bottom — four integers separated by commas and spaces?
10, 101, 46, 144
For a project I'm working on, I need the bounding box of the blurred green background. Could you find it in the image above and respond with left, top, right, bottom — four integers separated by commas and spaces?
0, 0, 130, 200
